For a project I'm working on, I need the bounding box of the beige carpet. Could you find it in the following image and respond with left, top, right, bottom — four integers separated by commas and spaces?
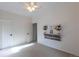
0, 43, 76, 57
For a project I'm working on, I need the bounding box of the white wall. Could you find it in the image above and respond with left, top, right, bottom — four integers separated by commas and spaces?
0, 10, 33, 48
0, 22, 2, 49
37, 2, 79, 56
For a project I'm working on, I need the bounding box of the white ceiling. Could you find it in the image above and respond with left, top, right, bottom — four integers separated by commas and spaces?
0, 2, 56, 21
0, 2, 38, 16
0, 2, 78, 19
0, 2, 57, 16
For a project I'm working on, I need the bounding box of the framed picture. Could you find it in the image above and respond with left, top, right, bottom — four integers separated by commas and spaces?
43, 26, 48, 30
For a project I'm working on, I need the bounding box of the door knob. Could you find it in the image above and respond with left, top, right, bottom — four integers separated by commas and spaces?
10, 34, 12, 36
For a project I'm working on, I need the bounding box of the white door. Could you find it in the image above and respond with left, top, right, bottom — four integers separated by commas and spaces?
2, 20, 14, 48
13, 19, 32, 45
1, 19, 32, 48
13, 19, 28, 45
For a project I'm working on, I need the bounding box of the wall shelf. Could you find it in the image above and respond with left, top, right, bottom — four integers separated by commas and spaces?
44, 34, 61, 41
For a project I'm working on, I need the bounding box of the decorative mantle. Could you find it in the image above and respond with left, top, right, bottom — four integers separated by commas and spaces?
44, 34, 61, 41
43, 24, 62, 41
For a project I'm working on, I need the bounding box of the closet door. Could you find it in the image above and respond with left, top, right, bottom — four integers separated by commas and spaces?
13, 19, 32, 45
13, 19, 29, 45
2, 20, 14, 48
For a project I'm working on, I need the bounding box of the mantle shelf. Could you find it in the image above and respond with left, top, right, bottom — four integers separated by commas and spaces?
44, 34, 61, 41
